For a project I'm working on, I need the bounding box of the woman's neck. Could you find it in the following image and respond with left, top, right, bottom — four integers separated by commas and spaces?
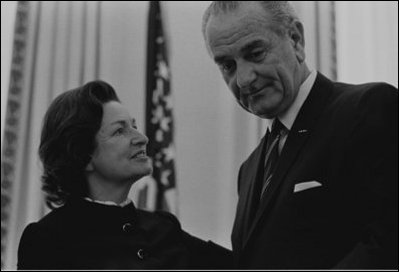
87, 176, 133, 204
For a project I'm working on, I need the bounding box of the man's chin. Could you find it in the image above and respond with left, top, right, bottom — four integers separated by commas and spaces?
249, 106, 279, 119
237, 98, 280, 119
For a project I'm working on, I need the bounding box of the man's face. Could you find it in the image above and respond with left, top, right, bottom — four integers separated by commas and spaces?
205, 2, 305, 118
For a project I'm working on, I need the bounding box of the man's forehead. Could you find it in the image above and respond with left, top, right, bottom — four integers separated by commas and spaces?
208, 18, 274, 60
206, 8, 273, 44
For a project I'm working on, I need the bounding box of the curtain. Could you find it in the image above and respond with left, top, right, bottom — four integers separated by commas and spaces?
294, 1, 337, 80
1, 1, 102, 269
336, 1, 398, 87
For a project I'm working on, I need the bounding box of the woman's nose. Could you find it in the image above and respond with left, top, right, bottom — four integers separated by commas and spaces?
131, 130, 149, 146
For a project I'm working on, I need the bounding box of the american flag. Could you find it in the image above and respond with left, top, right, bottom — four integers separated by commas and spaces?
137, 1, 177, 214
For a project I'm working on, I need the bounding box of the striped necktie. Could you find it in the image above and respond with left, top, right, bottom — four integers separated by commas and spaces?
260, 119, 285, 199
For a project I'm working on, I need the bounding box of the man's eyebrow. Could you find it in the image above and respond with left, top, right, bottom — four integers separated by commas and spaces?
213, 40, 267, 63
214, 55, 228, 64
240, 40, 267, 54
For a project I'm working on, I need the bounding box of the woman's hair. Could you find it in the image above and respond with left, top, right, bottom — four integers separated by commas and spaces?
39, 80, 120, 209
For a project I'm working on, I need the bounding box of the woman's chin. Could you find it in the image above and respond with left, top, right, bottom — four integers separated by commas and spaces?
131, 167, 153, 181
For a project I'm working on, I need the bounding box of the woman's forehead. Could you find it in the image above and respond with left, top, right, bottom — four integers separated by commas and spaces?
101, 101, 133, 124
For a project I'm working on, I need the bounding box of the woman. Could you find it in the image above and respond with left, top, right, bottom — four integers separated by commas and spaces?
17, 80, 231, 269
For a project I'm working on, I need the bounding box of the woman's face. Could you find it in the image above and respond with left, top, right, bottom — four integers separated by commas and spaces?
86, 101, 152, 184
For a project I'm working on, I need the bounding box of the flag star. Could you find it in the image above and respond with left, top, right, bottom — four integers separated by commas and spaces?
156, 36, 164, 45
160, 116, 171, 131
155, 161, 162, 168
164, 94, 173, 110
163, 145, 175, 162
151, 105, 164, 124
157, 60, 169, 80
160, 169, 172, 186
154, 152, 163, 167
152, 79, 164, 104
156, 129, 164, 142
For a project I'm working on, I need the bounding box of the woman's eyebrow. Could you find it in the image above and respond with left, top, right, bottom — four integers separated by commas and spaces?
110, 118, 136, 126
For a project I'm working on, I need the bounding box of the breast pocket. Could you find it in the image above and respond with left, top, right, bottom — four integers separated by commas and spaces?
290, 184, 331, 229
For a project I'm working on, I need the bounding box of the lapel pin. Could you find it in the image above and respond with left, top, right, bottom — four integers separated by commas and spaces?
298, 129, 308, 133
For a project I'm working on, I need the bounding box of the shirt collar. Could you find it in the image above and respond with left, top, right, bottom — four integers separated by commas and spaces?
266, 69, 317, 131
84, 197, 132, 207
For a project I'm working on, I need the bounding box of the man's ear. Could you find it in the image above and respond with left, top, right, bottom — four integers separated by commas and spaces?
289, 21, 306, 63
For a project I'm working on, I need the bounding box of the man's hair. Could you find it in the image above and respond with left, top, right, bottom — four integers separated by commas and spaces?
39, 80, 120, 209
202, 1, 299, 41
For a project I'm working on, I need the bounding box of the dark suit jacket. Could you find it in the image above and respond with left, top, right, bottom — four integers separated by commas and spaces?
18, 197, 232, 270
231, 73, 398, 269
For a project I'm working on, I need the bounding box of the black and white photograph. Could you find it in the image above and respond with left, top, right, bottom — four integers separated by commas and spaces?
1, 1, 398, 270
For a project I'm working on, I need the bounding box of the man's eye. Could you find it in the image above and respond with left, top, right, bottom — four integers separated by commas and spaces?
220, 61, 236, 73
248, 50, 266, 61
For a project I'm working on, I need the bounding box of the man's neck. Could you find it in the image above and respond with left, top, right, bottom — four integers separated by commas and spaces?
300, 63, 311, 86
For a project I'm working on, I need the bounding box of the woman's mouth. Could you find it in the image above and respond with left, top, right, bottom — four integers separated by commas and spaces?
131, 150, 147, 159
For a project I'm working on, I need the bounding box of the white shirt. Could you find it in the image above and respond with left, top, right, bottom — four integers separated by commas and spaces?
266, 69, 317, 153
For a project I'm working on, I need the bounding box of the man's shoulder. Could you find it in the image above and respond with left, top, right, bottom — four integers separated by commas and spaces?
315, 72, 397, 100
332, 80, 397, 100
321, 79, 397, 117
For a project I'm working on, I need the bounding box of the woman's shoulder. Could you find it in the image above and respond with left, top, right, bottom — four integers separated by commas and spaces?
135, 209, 184, 239
137, 209, 181, 228
19, 220, 54, 248
153, 210, 181, 226
19, 205, 69, 247
17, 214, 62, 269
34, 204, 72, 228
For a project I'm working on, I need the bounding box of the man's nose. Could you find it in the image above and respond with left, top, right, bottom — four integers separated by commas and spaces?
236, 62, 256, 89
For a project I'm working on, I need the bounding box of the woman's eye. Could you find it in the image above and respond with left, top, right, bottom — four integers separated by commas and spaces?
114, 128, 124, 135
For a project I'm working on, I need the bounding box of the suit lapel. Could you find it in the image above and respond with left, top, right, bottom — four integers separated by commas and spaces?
243, 73, 334, 248
232, 132, 268, 250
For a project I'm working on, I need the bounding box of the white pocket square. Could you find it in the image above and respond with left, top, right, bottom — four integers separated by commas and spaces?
294, 181, 322, 193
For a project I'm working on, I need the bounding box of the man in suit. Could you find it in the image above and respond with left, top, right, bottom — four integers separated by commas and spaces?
202, 1, 398, 269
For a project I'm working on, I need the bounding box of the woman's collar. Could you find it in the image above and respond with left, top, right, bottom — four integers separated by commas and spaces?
83, 197, 132, 207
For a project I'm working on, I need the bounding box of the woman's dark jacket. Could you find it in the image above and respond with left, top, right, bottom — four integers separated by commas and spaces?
17, 197, 232, 269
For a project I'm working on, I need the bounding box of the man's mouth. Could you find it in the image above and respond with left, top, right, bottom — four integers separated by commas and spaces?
249, 88, 264, 96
